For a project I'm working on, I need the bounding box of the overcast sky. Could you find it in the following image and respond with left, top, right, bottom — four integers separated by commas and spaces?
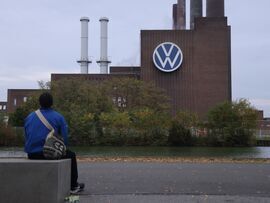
0, 0, 269, 116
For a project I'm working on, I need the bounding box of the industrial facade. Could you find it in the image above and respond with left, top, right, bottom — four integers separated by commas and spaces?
141, 18, 231, 117
6, 89, 41, 113
140, 0, 231, 118
5, 0, 231, 119
52, 0, 231, 118
0, 102, 7, 113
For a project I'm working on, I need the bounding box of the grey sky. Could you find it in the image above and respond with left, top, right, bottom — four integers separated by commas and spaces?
0, 0, 269, 116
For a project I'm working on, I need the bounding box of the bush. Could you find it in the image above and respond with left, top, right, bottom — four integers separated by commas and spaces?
97, 109, 170, 146
130, 108, 170, 146
206, 99, 257, 147
99, 111, 131, 145
167, 111, 199, 146
168, 121, 194, 146
0, 126, 24, 147
9, 94, 40, 127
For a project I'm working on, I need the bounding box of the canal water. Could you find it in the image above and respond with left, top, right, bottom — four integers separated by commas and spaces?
1, 146, 270, 158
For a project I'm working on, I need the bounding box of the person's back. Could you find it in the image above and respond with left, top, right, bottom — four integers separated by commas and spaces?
24, 108, 68, 154
24, 92, 84, 194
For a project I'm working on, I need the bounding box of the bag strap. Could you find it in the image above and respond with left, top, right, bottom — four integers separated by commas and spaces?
35, 109, 54, 131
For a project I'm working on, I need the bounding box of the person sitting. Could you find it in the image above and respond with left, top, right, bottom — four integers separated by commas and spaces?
24, 92, 85, 194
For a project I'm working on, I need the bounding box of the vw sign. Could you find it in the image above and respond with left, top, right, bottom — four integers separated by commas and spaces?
153, 42, 183, 73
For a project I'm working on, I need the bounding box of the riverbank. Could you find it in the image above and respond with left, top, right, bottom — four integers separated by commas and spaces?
77, 156, 270, 164
2, 146, 270, 160
1, 155, 269, 164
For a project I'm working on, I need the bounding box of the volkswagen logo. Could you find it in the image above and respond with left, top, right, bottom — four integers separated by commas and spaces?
153, 42, 183, 73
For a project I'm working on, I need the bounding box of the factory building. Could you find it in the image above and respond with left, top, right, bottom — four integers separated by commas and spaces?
6, 89, 41, 114
5, 0, 231, 119
52, 0, 231, 118
0, 102, 7, 113
141, 0, 231, 117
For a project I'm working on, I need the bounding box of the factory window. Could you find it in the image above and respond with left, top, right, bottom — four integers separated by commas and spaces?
23, 97, 27, 102
3, 105, 6, 110
122, 98, 127, 108
112, 96, 127, 108
117, 97, 127, 108
117, 97, 122, 107
0, 105, 2, 110
14, 99, 17, 106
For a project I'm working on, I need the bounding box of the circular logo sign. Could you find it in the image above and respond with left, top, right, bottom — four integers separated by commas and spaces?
153, 42, 183, 72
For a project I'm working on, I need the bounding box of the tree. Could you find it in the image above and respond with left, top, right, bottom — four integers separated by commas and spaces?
174, 111, 199, 129
97, 78, 171, 146
206, 99, 258, 146
9, 78, 171, 146
168, 121, 192, 146
99, 111, 131, 145
130, 108, 170, 145
50, 79, 115, 145
168, 111, 199, 146
9, 94, 40, 127
100, 78, 170, 113
38, 80, 51, 90
0, 112, 7, 126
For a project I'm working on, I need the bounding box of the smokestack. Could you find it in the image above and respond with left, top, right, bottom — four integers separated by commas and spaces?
190, 0, 202, 29
97, 17, 111, 74
77, 17, 91, 74
172, 4, 178, 29
176, 0, 186, 30
206, 0, 225, 17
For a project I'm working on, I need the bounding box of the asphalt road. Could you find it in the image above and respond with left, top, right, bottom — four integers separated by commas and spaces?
77, 162, 270, 202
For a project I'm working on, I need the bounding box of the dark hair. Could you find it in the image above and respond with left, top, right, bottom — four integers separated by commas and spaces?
39, 92, 53, 108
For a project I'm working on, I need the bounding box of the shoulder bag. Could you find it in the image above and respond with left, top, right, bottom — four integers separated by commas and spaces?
35, 110, 66, 159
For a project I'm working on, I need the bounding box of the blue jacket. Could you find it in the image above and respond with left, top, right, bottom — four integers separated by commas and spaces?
24, 108, 68, 154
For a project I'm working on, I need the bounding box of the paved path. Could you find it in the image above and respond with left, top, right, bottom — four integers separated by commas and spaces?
77, 162, 270, 202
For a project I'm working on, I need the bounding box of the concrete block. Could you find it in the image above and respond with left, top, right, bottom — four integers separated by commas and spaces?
0, 158, 71, 203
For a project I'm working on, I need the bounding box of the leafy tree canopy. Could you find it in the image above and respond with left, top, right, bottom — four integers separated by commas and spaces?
206, 99, 258, 146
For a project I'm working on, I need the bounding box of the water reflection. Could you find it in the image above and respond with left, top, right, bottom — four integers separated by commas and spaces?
0, 147, 26, 158
0, 147, 270, 158
70, 146, 270, 159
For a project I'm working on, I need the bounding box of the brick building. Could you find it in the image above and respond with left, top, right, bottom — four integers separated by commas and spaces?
0, 102, 7, 113
51, 0, 231, 118
6, 89, 41, 114
5, 0, 231, 119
